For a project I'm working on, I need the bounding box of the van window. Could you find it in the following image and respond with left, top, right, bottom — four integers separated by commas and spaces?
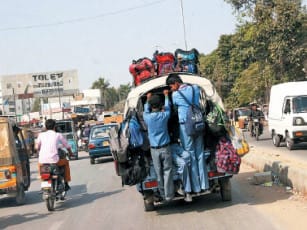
284, 99, 291, 114
293, 96, 307, 113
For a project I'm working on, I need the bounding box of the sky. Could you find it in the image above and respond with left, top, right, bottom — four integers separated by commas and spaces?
0, 0, 239, 90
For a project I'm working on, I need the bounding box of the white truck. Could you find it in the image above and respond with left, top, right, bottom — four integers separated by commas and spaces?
268, 81, 307, 150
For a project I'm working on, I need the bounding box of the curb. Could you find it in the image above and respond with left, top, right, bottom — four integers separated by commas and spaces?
241, 146, 307, 196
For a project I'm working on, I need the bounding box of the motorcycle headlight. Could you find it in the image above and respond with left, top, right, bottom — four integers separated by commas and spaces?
293, 117, 305, 125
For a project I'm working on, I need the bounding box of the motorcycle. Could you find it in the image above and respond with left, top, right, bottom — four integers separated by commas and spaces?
78, 136, 89, 152
250, 117, 262, 141
40, 149, 68, 211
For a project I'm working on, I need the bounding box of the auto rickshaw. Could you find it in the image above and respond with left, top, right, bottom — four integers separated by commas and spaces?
232, 107, 251, 130
0, 117, 31, 205
21, 128, 35, 157
55, 119, 79, 160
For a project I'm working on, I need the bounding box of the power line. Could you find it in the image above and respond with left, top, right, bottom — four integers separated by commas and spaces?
0, 0, 167, 32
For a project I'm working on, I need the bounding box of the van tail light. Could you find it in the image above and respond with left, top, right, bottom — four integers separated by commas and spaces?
144, 180, 158, 188
208, 171, 225, 178
88, 143, 96, 149
294, 131, 304, 137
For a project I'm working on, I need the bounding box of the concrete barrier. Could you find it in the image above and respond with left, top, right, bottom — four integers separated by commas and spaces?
241, 146, 307, 195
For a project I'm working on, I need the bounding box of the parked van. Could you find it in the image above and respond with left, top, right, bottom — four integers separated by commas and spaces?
268, 81, 307, 150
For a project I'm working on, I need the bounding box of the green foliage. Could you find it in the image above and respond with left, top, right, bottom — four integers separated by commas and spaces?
91, 77, 131, 110
200, 0, 306, 108
32, 98, 41, 112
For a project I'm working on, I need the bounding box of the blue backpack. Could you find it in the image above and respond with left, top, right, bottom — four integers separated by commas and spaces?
178, 86, 205, 136
128, 115, 144, 148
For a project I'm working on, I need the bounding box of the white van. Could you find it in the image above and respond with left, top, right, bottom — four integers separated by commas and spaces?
268, 81, 307, 150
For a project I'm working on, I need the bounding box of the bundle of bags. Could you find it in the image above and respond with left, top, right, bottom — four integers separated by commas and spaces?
129, 48, 200, 86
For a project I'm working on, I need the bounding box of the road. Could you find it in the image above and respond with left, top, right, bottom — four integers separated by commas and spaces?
1, 149, 307, 230
244, 126, 307, 163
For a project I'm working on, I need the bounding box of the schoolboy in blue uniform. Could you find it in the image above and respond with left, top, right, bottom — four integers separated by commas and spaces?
143, 90, 174, 201
170, 142, 192, 202
166, 73, 209, 193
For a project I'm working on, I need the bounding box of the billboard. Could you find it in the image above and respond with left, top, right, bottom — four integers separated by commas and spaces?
1, 69, 79, 99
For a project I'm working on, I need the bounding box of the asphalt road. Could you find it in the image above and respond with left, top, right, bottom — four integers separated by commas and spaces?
1, 149, 307, 230
244, 126, 307, 163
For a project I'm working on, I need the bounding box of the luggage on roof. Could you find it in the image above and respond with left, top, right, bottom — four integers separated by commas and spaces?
153, 51, 175, 75
129, 58, 155, 86
174, 48, 199, 74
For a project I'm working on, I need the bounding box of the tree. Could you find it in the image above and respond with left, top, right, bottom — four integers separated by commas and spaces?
91, 77, 110, 107
206, 0, 307, 108
32, 98, 41, 112
117, 83, 131, 102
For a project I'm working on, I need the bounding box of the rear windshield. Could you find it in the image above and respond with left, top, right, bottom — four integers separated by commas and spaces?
55, 122, 73, 133
90, 125, 117, 139
237, 109, 251, 116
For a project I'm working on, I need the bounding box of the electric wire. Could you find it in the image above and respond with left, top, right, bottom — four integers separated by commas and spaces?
0, 0, 167, 32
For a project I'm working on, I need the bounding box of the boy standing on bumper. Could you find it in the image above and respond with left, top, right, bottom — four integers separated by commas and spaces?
143, 90, 174, 201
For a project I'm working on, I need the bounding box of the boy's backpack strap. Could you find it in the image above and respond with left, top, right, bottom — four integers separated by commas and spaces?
177, 84, 198, 108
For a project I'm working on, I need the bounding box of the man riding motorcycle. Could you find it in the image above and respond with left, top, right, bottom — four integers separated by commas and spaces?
36, 119, 73, 191
248, 102, 265, 136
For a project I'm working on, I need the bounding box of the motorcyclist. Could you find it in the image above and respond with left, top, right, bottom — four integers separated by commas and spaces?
36, 119, 73, 191
83, 124, 91, 137
249, 102, 264, 136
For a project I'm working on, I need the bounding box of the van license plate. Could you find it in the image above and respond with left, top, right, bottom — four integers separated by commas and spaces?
41, 181, 51, 188
103, 141, 109, 146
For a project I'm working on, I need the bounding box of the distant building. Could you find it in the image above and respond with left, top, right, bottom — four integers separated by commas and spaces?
70, 89, 103, 119
0, 69, 79, 121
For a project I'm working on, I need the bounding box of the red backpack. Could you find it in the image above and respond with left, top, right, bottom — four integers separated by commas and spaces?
154, 52, 175, 75
215, 137, 241, 174
129, 58, 155, 86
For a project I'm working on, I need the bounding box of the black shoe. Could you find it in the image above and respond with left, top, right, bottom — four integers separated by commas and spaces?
64, 183, 71, 191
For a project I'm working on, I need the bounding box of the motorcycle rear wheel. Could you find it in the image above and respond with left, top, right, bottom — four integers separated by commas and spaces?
46, 197, 55, 211
255, 127, 259, 141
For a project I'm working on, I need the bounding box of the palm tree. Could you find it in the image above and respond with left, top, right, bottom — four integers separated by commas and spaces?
91, 77, 110, 107
117, 83, 131, 101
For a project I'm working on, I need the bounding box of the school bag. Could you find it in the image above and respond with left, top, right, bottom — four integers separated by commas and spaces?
174, 48, 199, 74
109, 123, 130, 163
206, 101, 228, 137
128, 115, 144, 148
215, 137, 241, 174
120, 152, 149, 186
153, 51, 175, 75
129, 57, 155, 86
177, 85, 205, 136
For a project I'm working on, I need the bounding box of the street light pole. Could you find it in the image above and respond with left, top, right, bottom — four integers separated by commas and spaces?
12, 88, 17, 123
57, 82, 63, 119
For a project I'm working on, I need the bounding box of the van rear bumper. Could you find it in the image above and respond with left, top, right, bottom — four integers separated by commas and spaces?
292, 130, 307, 142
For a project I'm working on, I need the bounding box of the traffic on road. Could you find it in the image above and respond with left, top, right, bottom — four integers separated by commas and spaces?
1, 149, 307, 230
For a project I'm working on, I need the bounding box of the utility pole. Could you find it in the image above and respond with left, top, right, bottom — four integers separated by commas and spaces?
57, 82, 63, 119
12, 88, 17, 123
180, 0, 188, 50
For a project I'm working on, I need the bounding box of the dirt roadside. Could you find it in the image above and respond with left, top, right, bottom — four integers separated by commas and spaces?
241, 141, 307, 196
238, 163, 307, 230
